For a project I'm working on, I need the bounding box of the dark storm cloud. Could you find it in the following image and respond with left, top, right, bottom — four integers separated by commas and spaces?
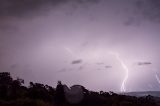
71, 59, 82, 64
137, 62, 152, 66
105, 66, 112, 69
0, 0, 66, 17
0, 0, 99, 17
147, 0, 160, 22
123, 0, 160, 26
96, 63, 112, 68
133, 0, 160, 22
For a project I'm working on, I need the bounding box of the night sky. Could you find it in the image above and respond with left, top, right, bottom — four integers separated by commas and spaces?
1, 0, 160, 92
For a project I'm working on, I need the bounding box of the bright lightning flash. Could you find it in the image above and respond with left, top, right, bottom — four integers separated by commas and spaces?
155, 73, 160, 84
109, 52, 129, 92
64, 47, 129, 92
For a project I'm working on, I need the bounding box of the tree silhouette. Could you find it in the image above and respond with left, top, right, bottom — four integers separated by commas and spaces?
28, 82, 54, 102
0, 72, 25, 100
0, 72, 13, 85
55, 81, 65, 106
0, 72, 13, 99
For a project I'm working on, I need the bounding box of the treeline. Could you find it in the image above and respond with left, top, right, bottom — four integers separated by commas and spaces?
0, 72, 158, 106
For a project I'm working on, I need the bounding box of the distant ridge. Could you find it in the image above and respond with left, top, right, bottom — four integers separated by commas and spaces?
122, 91, 160, 97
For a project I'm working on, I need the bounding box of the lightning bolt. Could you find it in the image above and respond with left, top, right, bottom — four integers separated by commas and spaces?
109, 52, 129, 92
155, 73, 160, 84
64, 48, 129, 92
152, 69, 160, 86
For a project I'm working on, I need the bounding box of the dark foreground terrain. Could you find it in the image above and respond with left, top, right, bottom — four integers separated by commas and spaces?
0, 72, 159, 106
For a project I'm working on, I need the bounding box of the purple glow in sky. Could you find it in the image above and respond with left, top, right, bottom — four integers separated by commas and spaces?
1, 0, 160, 92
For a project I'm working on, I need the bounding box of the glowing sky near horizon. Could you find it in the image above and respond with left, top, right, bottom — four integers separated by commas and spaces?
1, 0, 160, 92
